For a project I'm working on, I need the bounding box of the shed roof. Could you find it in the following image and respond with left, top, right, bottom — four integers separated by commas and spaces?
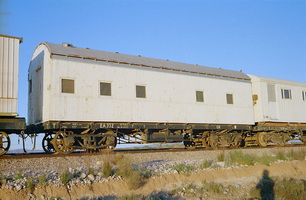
0, 34, 23, 43
42, 42, 250, 81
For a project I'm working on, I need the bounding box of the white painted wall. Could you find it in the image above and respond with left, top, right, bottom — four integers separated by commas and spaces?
249, 75, 306, 123
0, 35, 21, 116
29, 44, 255, 125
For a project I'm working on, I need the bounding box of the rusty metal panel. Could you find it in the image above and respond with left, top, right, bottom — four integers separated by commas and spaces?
0, 117, 26, 132
0, 35, 22, 116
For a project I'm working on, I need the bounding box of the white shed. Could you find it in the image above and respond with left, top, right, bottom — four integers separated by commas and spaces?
28, 42, 255, 126
0, 34, 23, 116
249, 74, 306, 123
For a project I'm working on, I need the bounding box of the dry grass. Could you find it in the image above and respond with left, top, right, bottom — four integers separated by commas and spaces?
114, 155, 144, 190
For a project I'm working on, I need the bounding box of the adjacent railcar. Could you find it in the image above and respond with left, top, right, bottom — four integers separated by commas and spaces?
0, 34, 26, 155
249, 75, 306, 146
28, 42, 255, 153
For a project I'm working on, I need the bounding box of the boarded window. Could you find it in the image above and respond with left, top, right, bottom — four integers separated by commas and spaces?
267, 84, 276, 102
136, 85, 146, 98
196, 91, 204, 102
100, 82, 111, 96
281, 89, 292, 99
226, 94, 234, 104
61, 79, 74, 94
302, 91, 306, 101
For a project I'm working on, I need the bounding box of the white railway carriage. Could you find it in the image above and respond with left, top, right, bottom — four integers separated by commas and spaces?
249, 75, 306, 123
28, 42, 254, 126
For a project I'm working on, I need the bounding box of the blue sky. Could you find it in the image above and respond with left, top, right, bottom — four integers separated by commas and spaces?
1, 0, 306, 119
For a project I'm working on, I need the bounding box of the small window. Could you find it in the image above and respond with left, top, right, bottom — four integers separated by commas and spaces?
100, 82, 111, 96
226, 94, 234, 104
62, 79, 75, 94
281, 89, 292, 99
29, 79, 32, 94
302, 91, 306, 101
136, 85, 146, 98
196, 91, 204, 102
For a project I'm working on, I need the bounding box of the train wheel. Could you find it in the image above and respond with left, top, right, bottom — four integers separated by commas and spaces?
0, 132, 10, 156
183, 134, 196, 149
98, 135, 117, 150
42, 133, 55, 153
51, 131, 74, 154
257, 132, 268, 147
230, 133, 242, 148
208, 134, 219, 149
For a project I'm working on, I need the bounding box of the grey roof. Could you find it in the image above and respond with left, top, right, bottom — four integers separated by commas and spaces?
43, 42, 250, 81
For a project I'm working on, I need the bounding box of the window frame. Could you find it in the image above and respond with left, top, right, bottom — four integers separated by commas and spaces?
196, 90, 204, 102
99, 81, 112, 96
281, 89, 292, 100
61, 78, 75, 94
302, 91, 306, 101
28, 79, 32, 94
226, 93, 234, 104
136, 85, 146, 98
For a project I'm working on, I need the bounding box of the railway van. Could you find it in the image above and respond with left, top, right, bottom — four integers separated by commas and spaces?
27, 42, 255, 153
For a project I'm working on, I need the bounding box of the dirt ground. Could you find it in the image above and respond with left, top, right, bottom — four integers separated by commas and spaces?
1, 160, 306, 200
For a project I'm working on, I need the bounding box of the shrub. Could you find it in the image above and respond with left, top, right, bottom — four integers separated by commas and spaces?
87, 167, 96, 175
287, 149, 306, 161
15, 170, 23, 180
249, 177, 306, 200
115, 155, 144, 190
0, 173, 7, 186
25, 176, 35, 193
274, 178, 306, 199
60, 170, 71, 185
275, 150, 287, 161
200, 160, 213, 169
256, 154, 277, 166
202, 180, 224, 194
102, 161, 113, 178
225, 150, 255, 166
171, 163, 195, 174
38, 174, 48, 186
217, 151, 225, 162
125, 170, 143, 190
141, 169, 153, 178
225, 151, 256, 166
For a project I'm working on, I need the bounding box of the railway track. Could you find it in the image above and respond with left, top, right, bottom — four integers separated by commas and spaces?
1, 142, 305, 160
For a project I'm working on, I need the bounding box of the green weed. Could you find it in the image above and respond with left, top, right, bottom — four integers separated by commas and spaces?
60, 170, 71, 185
200, 159, 213, 169
115, 155, 144, 190
15, 170, 23, 180
256, 154, 278, 166
171, 163, 196, 174
286, 149, 306, 161
225, 150, 255, 166
202, 180, 224, 194
275, 150, 287, 161
217, 151, 225, 162
25, 176, 35, 193
102, 161, 113, 178
37, 174, 48, 186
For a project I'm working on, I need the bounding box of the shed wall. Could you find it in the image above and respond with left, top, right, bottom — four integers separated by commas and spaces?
0, 36, 21, 116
